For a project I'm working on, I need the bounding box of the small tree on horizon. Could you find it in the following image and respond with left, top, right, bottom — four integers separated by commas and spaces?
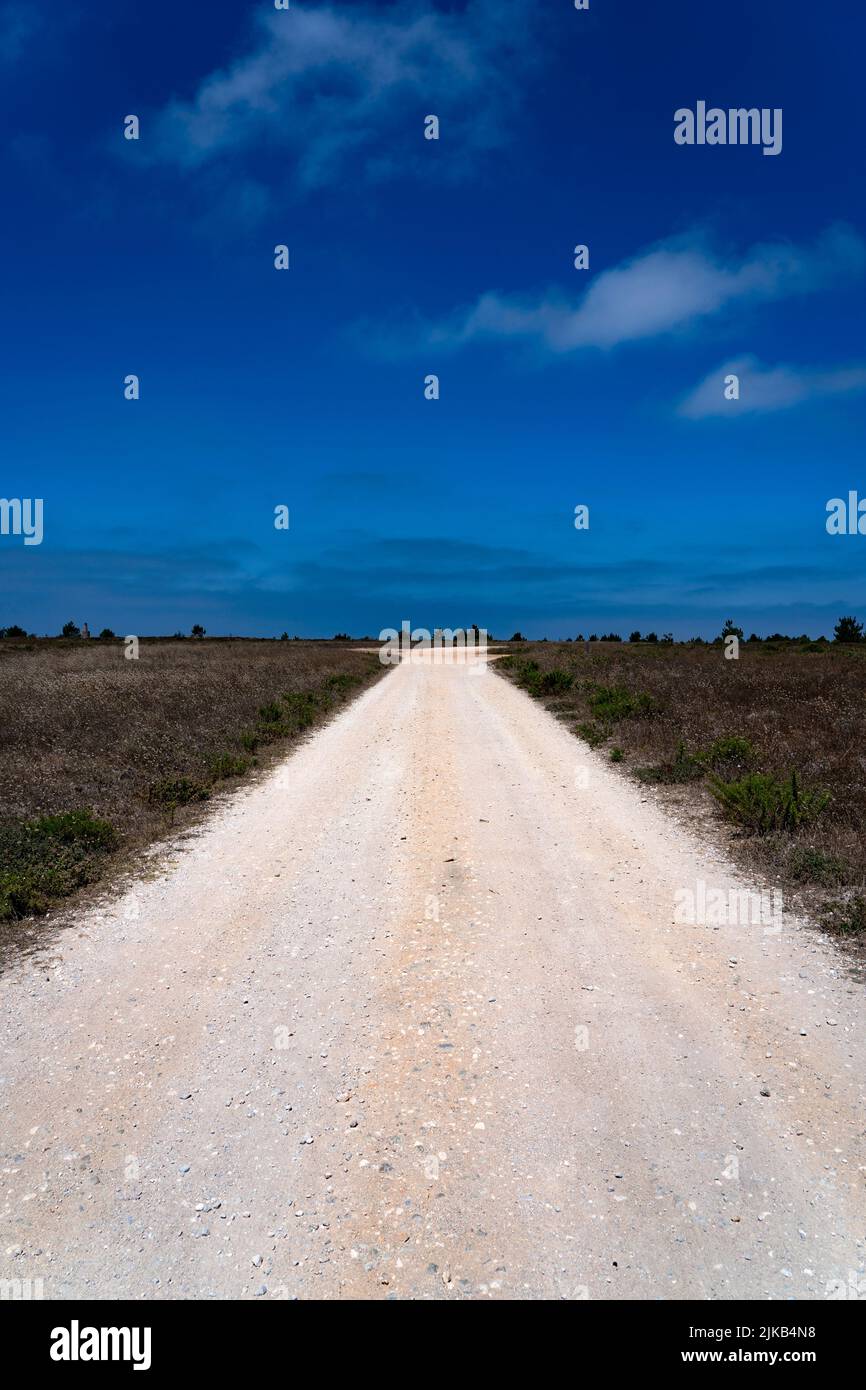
191, 624, 206, 639
834, 615, 864, 643
61, 621, 80, 638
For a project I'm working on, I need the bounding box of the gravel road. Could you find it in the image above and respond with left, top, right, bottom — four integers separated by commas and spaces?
1, 651, 864, 1300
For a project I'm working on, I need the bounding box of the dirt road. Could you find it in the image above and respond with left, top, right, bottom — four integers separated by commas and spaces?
1, 651, 864, 1300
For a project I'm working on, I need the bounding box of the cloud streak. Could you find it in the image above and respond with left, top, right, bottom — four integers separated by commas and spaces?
150, 0, 538, 190
677, 355, 866, 418
385, 224, 865, 357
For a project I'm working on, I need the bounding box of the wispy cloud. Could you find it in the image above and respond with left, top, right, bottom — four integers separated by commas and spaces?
149, 0, 538, 190
378, 224, 865, 357
678, 355, 866, 418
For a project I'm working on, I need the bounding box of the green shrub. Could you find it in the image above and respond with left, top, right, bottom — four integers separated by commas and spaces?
258, 701, 284, 724
576, 721, 607, 747
29, 809, 116, 848
589, 683, 657, 722
325, 673, 358, 695
147, 776, 210, 808
511, 659, 540, 689
0, 810, 118, 921
709, 771, 829, 834
537, 669, 573, 696
208, 752, 251, 781
283, 692, 319, 729
821, 896, 866, 936
240, 730, 260, 753
252, 721, 286, 745
636, 741, 703, 784
610, 747, 624, 763
789, 846, 846, 885
511, 660, 574, 698
701, 735, 755, 777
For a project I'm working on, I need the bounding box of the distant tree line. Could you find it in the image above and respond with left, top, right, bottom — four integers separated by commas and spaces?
3, 615, 866, 644
507, 616, 866, 644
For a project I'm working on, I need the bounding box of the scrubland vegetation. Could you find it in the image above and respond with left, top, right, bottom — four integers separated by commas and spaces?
0, 638, 382, 924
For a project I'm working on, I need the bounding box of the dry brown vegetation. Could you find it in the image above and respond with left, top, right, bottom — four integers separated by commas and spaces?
0, 638, 383, 924
499, 639, 866, 950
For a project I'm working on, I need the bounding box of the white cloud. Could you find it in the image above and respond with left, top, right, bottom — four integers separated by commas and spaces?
413, 224, 866, 354
677, 355, 866, 418
151, 0, 537, 189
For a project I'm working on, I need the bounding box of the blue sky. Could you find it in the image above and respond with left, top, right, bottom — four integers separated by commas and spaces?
2, 0, 865, 638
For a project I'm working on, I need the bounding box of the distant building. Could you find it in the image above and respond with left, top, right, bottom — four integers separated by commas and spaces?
81, 623, 90, 639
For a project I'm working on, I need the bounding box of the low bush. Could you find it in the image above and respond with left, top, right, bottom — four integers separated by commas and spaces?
789, 845, 847, 885
208, 752, 252, 781
636, 741, 703, 784
700, 735, 755, 778
709, 771, 829, 834
29, 809, 116, 848
821, 895, 866, 936
282, 691, 319, 730
0, 810, 118, 921
325, 673, 359, 695
511, 660, 574, 698
147, 776, 211, 808
537, 669, 574, 696
258, 701, 284, 724
589, 683, 657, 722
576, 721, 607, 747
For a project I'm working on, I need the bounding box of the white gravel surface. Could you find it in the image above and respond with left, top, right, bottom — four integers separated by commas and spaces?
1, 650, 864, 1300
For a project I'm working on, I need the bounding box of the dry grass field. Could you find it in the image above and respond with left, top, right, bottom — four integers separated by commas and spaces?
0, 638, 383, 924
499, 639, 866, 947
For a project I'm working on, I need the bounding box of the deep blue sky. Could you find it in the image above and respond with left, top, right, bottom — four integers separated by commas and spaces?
2, 0, 865, 638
